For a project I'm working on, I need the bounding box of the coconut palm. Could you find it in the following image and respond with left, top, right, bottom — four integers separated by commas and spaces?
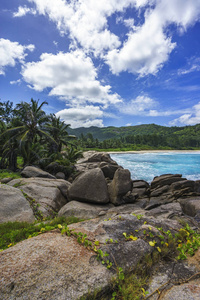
1, 99, 54, 167
45, 114, 76, 154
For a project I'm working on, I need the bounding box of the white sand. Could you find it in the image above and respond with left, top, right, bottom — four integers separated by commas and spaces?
107, 150, 200, 154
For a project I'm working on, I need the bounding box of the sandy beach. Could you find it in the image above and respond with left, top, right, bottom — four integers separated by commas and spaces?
107, 150, 200, 154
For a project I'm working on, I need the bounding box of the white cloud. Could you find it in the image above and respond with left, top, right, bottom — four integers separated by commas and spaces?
56, 105, 104, 128
106, 0, 200, 76
178, 57, 200, 75
22, 50, 121, 107
0, 39, 35, 75
21, 0, 151, 56
119, 94, 192, 118
169, 102, 200, 126
120, 95, 158, 115
14, 0, 200, 74
10, 79, 21, 85
13, 6, 36, 17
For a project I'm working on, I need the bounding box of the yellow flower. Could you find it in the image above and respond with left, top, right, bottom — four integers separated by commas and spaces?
149, 241, 155, 247
130, 235, 138, 241
165, 242, 169, 247
57, 224, 63, 229
157, 247, 161, 253
7, 243, 13, 248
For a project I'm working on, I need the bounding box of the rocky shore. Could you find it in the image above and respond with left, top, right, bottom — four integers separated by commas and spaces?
0, 151, 200, 299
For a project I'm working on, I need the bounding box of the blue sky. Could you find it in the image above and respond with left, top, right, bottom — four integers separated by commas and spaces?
1, 0, 200, 128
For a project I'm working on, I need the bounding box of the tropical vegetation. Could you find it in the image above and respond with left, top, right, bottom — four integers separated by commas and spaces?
69, 123, 200, 151
0, 99, 82, 175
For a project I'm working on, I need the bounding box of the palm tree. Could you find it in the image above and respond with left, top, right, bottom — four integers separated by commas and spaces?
46, 114, 76, 153
1, 99, 54, 167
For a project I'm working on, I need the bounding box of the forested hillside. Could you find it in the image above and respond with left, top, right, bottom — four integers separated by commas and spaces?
69, 123, 200, 150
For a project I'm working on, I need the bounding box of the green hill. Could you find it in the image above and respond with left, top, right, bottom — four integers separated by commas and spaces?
68, 123, 200, 141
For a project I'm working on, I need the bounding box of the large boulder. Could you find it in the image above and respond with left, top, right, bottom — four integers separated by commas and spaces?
108, 168, 132, 205
75, 151, 120, 178
69, 213, 182, 273
8, 178, 71, 218
68, 168, 109, 204
21, 166, 56, 179
100, 162, 121, 179
151, 174, 185, 190
0, 208, 191, 299
0, 184, 35, 223
147, 175, 200, 210
179, 197, 200, 217
0, 231, 112, 300
58, 201, 114, 219
76, 151, 117, 165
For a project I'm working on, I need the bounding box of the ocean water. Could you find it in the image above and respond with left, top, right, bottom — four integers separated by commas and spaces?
110, 151, 200, 183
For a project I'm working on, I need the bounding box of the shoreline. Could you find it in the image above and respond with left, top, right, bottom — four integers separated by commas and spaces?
107, 150, 200, 154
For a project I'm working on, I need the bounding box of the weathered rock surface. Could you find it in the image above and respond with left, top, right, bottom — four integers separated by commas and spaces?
145, 202, 183, 219
77, 151, 117, 164
58, 200, 114, 219
180, 197, 200, 217
0, 231, 112, 300
108, 168, 132, 205
150, 174, 184, 190
146, 174, 200, 209
75, 151, 121, 179
68, 168, 109, 204
21, 166, 56, 179
0, 184, 35, 223
8, 178, 71, 217
55, 172, 65, 180
69, 214, 182, 272
147, 250, 200, 300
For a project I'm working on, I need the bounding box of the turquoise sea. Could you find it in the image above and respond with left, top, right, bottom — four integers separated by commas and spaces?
110, 151, 200, 183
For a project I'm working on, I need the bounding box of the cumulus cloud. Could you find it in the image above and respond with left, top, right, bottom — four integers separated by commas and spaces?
13, 0, 200, 75
119, 94, 192, 118
119, 95, 158, 115
0, 39, 35, 75
169, 102, 200, 126
106, 0, 200, 76
17, 0, 150, 56
56, 105, 104, 128
21, 50, 121, 107
13, 6, 36, 17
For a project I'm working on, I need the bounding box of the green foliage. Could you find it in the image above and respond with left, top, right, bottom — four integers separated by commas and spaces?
0, 216, 83, 251
0, 169, 21, 180
0, 99, 80, 174
69, 123, 200, 150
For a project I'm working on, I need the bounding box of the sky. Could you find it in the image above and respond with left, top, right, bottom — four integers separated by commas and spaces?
1, 0, 200, 128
